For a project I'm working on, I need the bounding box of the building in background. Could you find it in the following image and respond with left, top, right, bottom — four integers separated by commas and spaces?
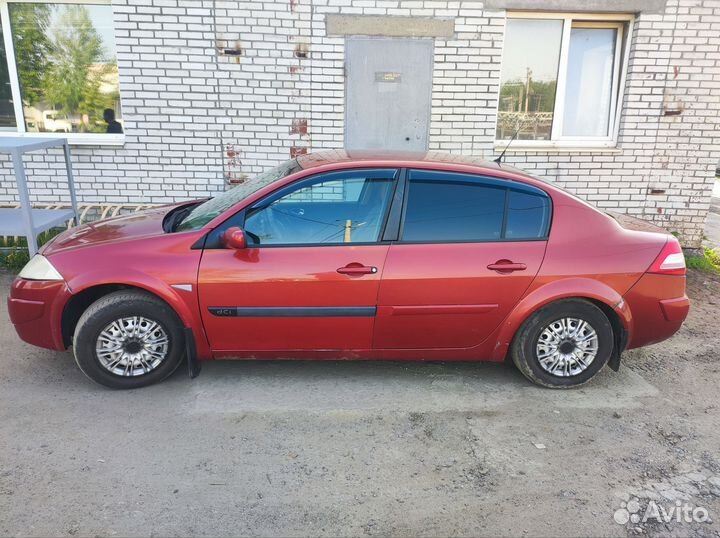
0, 0, 718, 247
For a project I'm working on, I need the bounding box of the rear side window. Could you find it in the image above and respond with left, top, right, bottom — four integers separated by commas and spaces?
505, 190, 551, 240
401, 170, 550, 242
402, 171, 506, 241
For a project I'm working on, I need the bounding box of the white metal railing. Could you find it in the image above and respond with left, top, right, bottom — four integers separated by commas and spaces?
0, 202, 158, 244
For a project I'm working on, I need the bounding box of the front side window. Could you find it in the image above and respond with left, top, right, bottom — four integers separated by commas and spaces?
244, 169, 397, 246
497, 14, 627, 144
177, 159, 303, 232
401, 170, 550, 242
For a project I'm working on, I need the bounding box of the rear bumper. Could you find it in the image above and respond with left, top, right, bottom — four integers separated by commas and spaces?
659, 296, 690, 322
623, 273, 689, 349
7, 277, 70, 351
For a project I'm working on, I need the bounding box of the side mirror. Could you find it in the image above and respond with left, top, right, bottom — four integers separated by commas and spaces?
222, 226, 247, 250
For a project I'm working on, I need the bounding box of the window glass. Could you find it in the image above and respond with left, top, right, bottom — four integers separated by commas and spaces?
563, 27, 617, 137
402, 171, 506, 242
497, 18, 563, 141
244, 171, 396, 245
9, 3, 122, 134
505, 190, 550, 239
283, 177, 366, 203
0, 17, 16, 129
177, 159, 302, 232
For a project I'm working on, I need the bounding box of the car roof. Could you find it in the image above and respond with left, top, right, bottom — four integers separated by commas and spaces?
296, 149, 541, 183
204, 149, 589, 231
297, 149, 497, 169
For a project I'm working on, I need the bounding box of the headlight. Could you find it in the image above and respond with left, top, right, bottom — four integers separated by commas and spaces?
18, 255, 64, 281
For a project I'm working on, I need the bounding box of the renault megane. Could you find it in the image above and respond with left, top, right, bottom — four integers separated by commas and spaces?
8, 151, 689, 389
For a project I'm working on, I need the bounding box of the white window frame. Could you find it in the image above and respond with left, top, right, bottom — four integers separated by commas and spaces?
495, 11, 634, 151
0, 0, 123, 145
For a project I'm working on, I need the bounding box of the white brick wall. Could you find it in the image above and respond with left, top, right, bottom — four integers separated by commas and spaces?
0, 0, 718, 247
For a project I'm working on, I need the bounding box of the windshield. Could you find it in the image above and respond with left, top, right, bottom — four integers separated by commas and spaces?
176, 158, 302, 231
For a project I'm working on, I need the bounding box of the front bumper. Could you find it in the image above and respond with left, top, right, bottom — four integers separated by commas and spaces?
7, 277, 71, 351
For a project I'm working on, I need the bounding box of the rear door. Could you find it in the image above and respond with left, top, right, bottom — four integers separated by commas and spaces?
373, 169, 550, 350
198, 168, 398, 354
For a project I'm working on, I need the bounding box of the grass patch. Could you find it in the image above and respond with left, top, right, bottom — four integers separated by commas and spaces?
686, 247, 720, 274
0, 250, 31, 273
0, 228, 65, 274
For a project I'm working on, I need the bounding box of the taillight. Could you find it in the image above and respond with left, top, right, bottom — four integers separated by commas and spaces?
647, 238, 686, 275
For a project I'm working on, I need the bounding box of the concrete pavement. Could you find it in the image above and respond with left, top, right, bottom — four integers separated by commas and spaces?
1, 270, 720, 537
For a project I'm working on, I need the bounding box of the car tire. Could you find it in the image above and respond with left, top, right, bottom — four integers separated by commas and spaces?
510, 298, 614, 388
73, 290, 185, 389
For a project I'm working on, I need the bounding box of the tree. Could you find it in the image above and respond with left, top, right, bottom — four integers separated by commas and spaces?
499, 79, 557, 113
81, 61, 119, 132
43, 5, 105, 121
9, 3, 53, 106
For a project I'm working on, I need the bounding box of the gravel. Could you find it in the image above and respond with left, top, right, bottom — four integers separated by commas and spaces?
1, 269, 719, 537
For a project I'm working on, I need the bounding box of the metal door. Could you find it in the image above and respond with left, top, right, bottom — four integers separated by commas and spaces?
345, 38, 433, 152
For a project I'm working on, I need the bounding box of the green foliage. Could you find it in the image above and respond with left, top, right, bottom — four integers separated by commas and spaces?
686, 248, 720, 274
9, 3, 54, 106
499, 79, 558, 113
80, 63, 119, 133
0, 235, 25, 249
44, 5, 104, 122
0, 228, 65, 273
0, 249, 30, 273
11, 3, 118, 133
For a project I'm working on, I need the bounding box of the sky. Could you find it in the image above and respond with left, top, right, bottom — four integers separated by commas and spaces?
45, 3, 118, 60
501, 18, 563, 83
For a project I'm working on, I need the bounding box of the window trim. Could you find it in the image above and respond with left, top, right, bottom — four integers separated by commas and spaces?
0, 0, 124, 146
395, 168, 552, 245
234, 167, 401, 249
495, 11, 634, 150
202, 167, 553, 249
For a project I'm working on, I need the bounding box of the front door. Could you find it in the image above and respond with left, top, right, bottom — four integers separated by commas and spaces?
373, 169, 551, 350
198, 168, 398, 354
345, 37, 433, 151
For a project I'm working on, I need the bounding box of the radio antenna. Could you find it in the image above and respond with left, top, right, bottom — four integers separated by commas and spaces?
494, 121, 524, 164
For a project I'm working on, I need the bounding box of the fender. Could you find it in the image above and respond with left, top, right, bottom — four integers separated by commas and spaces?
490, 277, 632, 361
65, 270, 213, 360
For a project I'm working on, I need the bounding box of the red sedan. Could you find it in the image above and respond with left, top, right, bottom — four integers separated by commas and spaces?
8, 151, 689, 389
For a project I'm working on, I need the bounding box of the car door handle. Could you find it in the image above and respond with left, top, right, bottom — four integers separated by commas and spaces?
337, 264, 378, 275
487, 260, 527, 273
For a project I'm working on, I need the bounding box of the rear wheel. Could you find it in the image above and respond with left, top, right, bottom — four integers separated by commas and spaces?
73, 290, 185, 389
510, 299, 613, 388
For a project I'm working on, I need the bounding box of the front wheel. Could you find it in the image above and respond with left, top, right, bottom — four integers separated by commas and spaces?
510, 299, 614, 388
73, 290, 185, 389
